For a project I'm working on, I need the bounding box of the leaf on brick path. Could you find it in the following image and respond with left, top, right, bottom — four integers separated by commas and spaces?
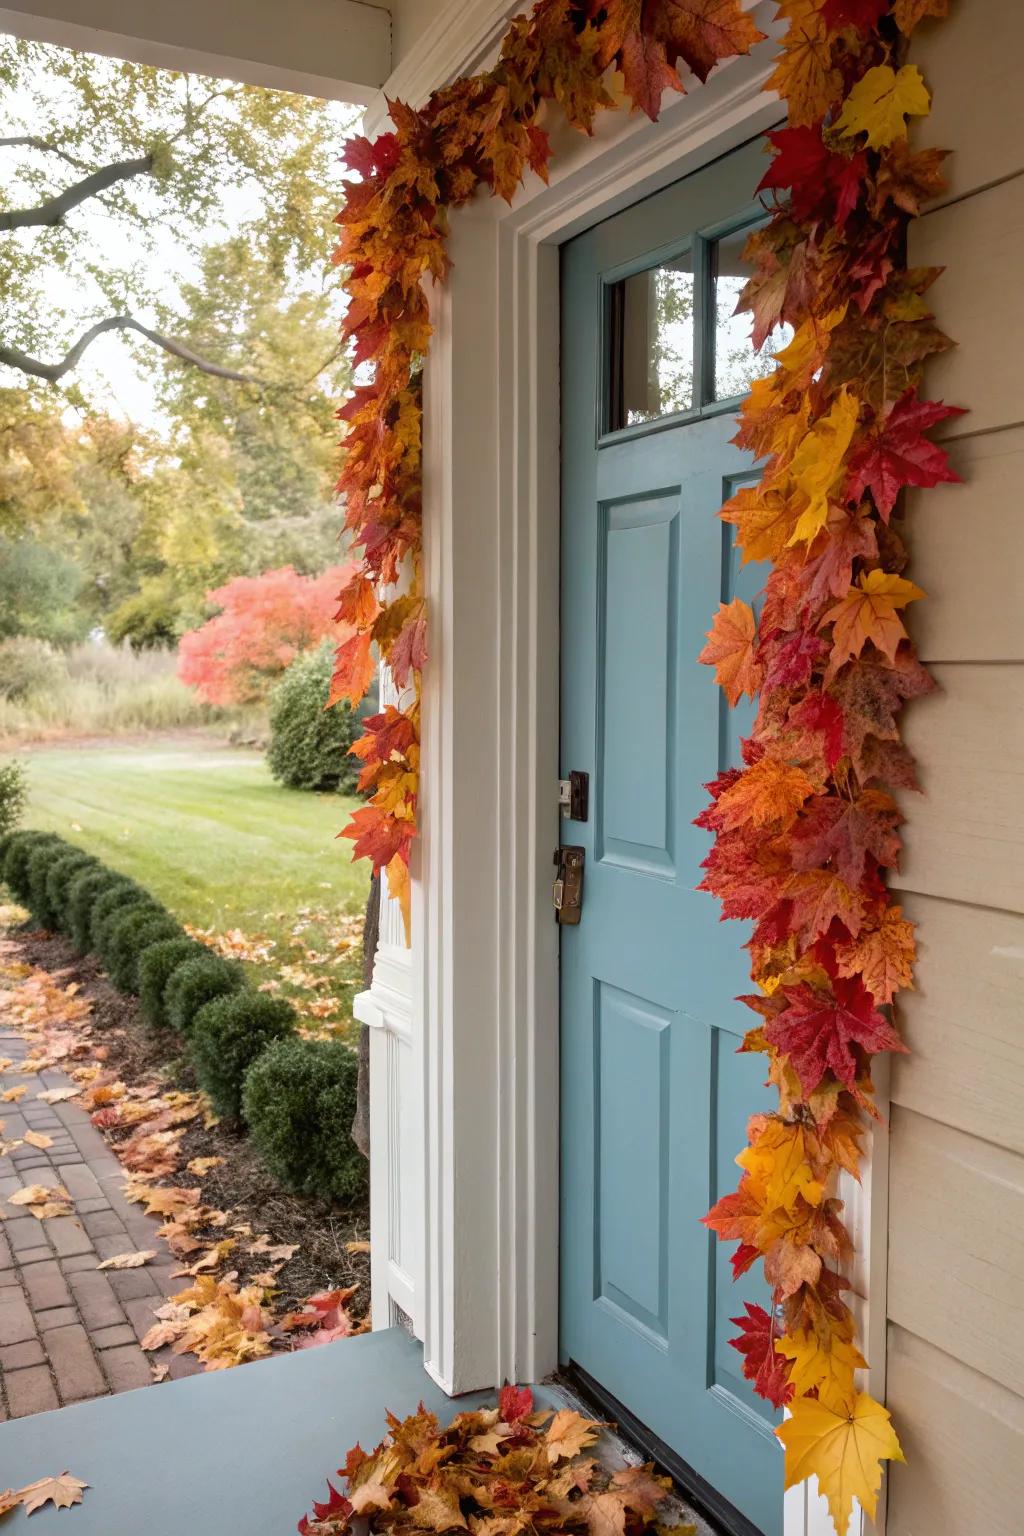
766, 977, 909, 1097
141, 1318, 188, 1351
545, 1408, 601, 1463
0, 1058, 11, 1073
98, 1250, 158, 1270
150, 1361, 170, 1383
37, 1086, 79, 1103
9, 1182, 70, 1207
16, 1472, 89, 1515
700, 598, 763, 707
728, 1302, 794, 1409
777, 1391, 904, 1535
1, 1083, 27, 1102
822, 570, 924, 677
123, 1181, 201, 1221
835, 64, 931, 151
186, 1156, 225, 1177
835, 904, 916, 1004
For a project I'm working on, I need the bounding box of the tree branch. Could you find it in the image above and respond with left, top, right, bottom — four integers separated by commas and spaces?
0, 136, 95, 174
0, 154, 154, 230
0, 316, 260, 385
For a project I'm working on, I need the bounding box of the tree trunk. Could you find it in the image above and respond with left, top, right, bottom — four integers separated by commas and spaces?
351, 872, 380, 1159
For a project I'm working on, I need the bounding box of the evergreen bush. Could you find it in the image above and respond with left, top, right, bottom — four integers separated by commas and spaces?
163, 953, 246, 1037
26, 837, 75, 927
191, 992, 296, 1120
44, 850, 98, 933
242, 1037, 366, 1202
66, 867, 127, 953
0, 760, 27, 839
138, 937, 206, 1030
103, 905, 182, 994
4, 830, 61, 903
266, 639, 361, 793
88, 880, 146, 952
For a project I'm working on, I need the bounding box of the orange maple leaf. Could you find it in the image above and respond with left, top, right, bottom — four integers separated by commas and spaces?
822, 570, 924, 676
700, 598, 763, 706
714, 756, 817, 832
835, 904, 916, 1003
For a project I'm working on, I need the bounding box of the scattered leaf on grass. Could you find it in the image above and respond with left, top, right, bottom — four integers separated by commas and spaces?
98, 1251, 158, 1271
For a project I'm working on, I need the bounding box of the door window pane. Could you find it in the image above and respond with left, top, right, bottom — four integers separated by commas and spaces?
608, 251, 694, 429
712, 225, 793, 401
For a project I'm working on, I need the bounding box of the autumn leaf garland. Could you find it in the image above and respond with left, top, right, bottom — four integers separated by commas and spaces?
328, 1, 957, 1530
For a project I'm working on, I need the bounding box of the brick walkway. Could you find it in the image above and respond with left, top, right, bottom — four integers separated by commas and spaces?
0, 1027, 199, 1420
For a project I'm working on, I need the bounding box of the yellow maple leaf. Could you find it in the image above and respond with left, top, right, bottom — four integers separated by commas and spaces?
835, 65, 931, 151
777, 1392, 904, 1536
778, 1329, 867, 1415
787, 389, 861, 546
737, 1121, 824, 1214
545, 1408, 600, 1463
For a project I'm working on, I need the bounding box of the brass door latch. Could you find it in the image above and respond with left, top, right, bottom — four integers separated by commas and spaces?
553, 846, 585, 925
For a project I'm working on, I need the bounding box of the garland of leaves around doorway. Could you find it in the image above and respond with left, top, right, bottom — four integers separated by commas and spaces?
325, 4, 959, 1530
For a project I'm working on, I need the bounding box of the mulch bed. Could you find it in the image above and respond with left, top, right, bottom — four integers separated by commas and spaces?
15, 926, 370, 1319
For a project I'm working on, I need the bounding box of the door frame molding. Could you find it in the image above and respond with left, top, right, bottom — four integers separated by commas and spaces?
413, 10, 887, 1532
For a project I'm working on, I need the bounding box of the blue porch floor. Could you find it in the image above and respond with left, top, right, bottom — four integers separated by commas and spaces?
0, 1327, 488, 1535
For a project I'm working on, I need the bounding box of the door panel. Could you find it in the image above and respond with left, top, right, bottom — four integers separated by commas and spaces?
559, 139, 784, 1536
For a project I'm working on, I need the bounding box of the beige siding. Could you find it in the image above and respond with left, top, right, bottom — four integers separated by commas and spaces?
887, 4, 1024, 1530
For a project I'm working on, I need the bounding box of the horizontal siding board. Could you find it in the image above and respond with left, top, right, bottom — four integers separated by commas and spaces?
911, 176, 1024, 438
887, 1109, 1024, 1394
906, 426, 1024, 663
892, 894, 1024, 1154
885, 1324, 1024, 1536
912, 0, 1024, 207
891, 664, 1024, 914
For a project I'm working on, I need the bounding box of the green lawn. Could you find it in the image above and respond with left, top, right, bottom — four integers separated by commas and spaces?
19, 741, 369, 1031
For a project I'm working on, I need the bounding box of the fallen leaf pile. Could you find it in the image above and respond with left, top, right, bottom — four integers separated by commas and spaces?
298, 1387, 688, 1536
0, 938, 366, 1376
0, 1473, 87, 1517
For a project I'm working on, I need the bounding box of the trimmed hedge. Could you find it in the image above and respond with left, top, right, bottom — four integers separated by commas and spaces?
66, 867, 128, 953
4, 830, 60, 905
88, 880, 145, 952
164, 954, 246, 1038
242, 1037, 366, 1203
138, 937, 206, 1031
26, 839, 75, 929
44, 851, 98, 934
103, 905, 182, 994
94, 897, 161, 973
191, 992, 296, 1120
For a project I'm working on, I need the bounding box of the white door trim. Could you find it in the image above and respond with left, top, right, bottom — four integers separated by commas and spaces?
406, 9, 885, 1532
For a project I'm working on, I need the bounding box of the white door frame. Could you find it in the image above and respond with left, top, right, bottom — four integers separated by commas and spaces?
387, 9, 887, 1533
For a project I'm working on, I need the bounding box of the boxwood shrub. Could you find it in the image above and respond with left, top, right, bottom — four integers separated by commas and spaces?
26, 838, 76, 928
44, 850, 99, 934
1, 829, 56, 901
163, 953, 246, 1037
66, 868, 128, 953
138, 937, 207, 1031
88, 880, 146, 952
242, 1037, 366, 1203
191, 992, 296, 1120
103, 905, 182, 994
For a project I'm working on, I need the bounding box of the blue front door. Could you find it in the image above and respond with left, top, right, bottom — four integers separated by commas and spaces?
559, 139, 785, 1536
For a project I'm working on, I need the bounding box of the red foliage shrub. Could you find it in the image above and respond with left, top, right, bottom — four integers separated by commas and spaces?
177, 564, 356, 706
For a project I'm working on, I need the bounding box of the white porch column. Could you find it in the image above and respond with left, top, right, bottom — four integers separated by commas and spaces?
354, 662, 422, 1336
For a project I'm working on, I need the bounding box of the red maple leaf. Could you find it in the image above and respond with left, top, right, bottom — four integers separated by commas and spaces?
499, 1384, 534, 1424
822, 0, 888, 29
728, 1302, 794, 1408
765, 977, 908, 1095
846, 388, 965, 519
759, 126, 867, 229
789, 788, 903, 886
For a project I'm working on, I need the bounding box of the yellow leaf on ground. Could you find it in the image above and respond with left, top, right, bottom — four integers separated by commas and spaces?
346, 1240, 372, 1255
777, 1392, 904, 1536
186, 1156, 224, 1176
30, 1201, 74, 1220
1, 1085, 27, 1102
98, 1251, 158, 1271
16, 1473, 89, 1515
23, 1130, 53, 1149
545, 1408, 601, 1464
9, 1183, 69, 1207
835, 64, 930, 150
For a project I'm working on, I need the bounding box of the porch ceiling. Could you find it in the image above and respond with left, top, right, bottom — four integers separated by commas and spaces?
0, 0, 392, 103
0, 1328, 486, 1534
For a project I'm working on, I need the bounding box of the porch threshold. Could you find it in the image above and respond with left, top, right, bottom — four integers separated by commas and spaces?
0, 1327, 488, 1534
